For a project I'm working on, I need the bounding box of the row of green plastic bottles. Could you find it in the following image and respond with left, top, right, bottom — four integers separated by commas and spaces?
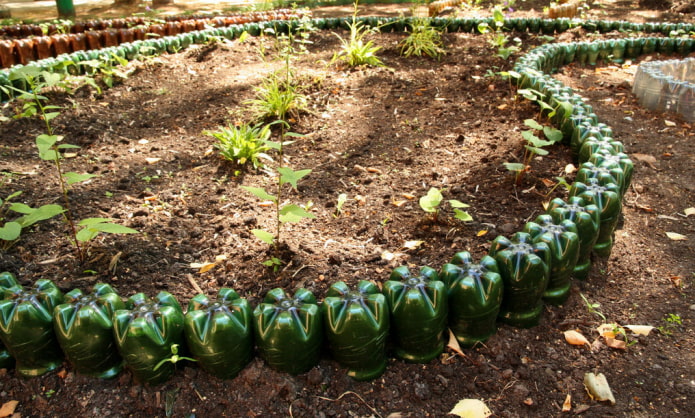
1, 14, 694, 101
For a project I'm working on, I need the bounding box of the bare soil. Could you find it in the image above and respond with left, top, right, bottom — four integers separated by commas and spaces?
0, 1, 694, 417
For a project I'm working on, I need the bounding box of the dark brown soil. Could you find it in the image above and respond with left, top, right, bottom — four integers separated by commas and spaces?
0, 1, 694, 417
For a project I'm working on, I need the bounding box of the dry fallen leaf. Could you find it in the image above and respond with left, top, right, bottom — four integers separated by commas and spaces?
402, 193, 416, 200
392, 200, 407, 207
665, 232, 687, 241
0, 400, 18, 418
684, 207, 695, 217
477, 230, 488, 237
597, 323, 620, 338
565, 163, 576, 174
145, 157, 161, 165
631, 153, 658, 168
564, 330, 590, 346
604, 336, 627, 350
584, 373, 616, 405
449, 399, 492, 418
403, 240, 424, 250
664, 120, 676, 126
447, 329, 465, 357
562, 394, 572, 412
625, 325, 654, 336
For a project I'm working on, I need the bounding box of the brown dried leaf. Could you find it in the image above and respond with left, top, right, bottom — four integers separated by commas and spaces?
624, 325, 654, 336
447, 329, 465, 357
584, 372, 616, 405
604, 336, 627, 350
564, 330, 590, 346
562, 394, 572, 412
597, 323, 619, 338
665, 232, 687, 241
449, 399, 492, 418
0, 400, 18, 418
477, 230, 488, 237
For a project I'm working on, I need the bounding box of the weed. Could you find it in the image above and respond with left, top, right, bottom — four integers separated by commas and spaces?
334, 193, 348, 218
419, 187, 473, 224
0, 191, 64, 250
153, 344, 196, 372
504, 118, 563, 186
657, 313, 683, 336
478, 6, 521, 60
204, 123, 272, 169
332, 1, 384, 68
399, 17, 446, 60
580, 293, 606, 322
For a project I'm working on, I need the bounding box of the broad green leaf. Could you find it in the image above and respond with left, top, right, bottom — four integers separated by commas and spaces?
89, 222, 139, 234
454, 209, 473, 222
278, 167, 311, 190
78, 217, 114, 226
42, 72, 63, 87
56, 144, 81, 150
4, 191, 22, 202
504, 162, 526, 172
449, 200, 470, 209
419, 187, 443, 213
543, 126, 563, 143
240, 186, 277, 203
16, 204, 64, 227
76, 227, 98, 242
8, 202, 34, 214
526, 145, 549, 156
524, 119, 543, 131
64, 172, 97, 185
493, 8, 505, 23
44, 112, 60, 122
0, 222, 21, 241
516, 89, 538, 101
36, 134, 61, 161
279, 204, 316, 224
251, 229, 275, 245
521, 130, 541, 143
283, 132, 305, 138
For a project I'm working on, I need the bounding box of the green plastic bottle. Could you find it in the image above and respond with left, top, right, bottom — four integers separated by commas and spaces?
254, 288, 322, 375
489, 232, 551, 328
53, 283, 124, 379
439, 253, 503, 347
383, 266, 446, 362
575, 161, 625, 197
588, 149, 633, 197
523, 215, 580, 306
323, 281, 389, 380
0, 279, 64, 377
547, 197, 601, 280
113, 292, 185, 385
184, 288, 253, 380
0, 272, 18, 370
569, 179, 622, 258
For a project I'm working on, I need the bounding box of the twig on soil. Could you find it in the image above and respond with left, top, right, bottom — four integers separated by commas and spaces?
313, 391, 382, 418
184, 274, 204, 294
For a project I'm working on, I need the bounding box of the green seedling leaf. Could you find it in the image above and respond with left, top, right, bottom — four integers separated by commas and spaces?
44, 112, 60, 122
76, 219, 138, 242
0, 222, 21, 241
241, 186, 277, 203
78, 217, 113, 226
420, 187, 443, 213
538, 101, 554, 112
3, 191, 23, 203
449, 200, 470, 209
335, 193, 348, 216
251, 229, 275, 245
64, 172, 97, 185
504, 162, 526, 172
56, 144, 80, 150
453, 209, 473, 222
524, 119, 543, 131
543, 126, 563, 143
525, 145, 549, 156
279, 204, 316, 224
8, 203, 34, 214
36, 134, 60, 160
88, 223, 139, 234
278, 167, 311, 190
15, 204, 64, 227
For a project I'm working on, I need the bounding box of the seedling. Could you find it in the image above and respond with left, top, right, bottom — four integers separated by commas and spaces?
419, 188, 473, 224
478, 7, 521, 60
504, 118, 562, 186
152, 344, 196, 372
399, 17, 446, 60
332, 1, 384, 68
204, 122, 272, 169
580, 293, 606, 322
0, 191, 64, 250
657, 313, 682, 336
334, 193, 348, 218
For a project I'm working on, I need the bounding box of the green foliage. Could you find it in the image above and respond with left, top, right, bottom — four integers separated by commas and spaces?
658, 313, 683, 336
153, 344, 196, 372
204, 123, 272, 169
0, 191, 64, 249
478, 6, 521, 60
580, 293, 606, 322
332, 2, 384, 68
419, 188, 473, 223
245, 68, 308, 123
5, 65, 139, 261
399, 17, 445, 60
505, 117, 562, 186
334, 193, 348, 217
